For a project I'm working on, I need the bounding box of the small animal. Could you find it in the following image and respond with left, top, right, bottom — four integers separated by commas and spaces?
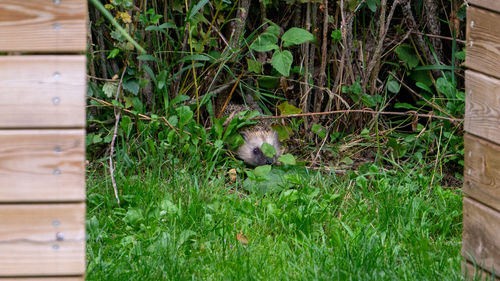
221, 103, 281, 166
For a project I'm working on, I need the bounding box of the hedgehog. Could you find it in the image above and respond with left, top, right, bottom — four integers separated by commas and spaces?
221, 103, 282, 166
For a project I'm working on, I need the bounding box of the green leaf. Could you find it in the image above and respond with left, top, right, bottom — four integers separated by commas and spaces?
107, 48, 120, 59
175, 106, 194, 128
171, 94, 190, 105
137, 54, 159, 63
331, 29, 342, 42
387, 79, 400, 94
394, 102, 418, 110
271, 50, 293, 77
123, 79, 139, 95
261, 142, 276, 158
180, 54, 211, 62
311, 124, 326, 139
278, 154, 296, 165
277, 101, 302, 115
157, 70, 167, 90
188, 0, 209, 20
282, 27, 314, 47
250, 33, 279, 52
102, 82, 118, 98
247, 59, 262, 74
415, 82, 433, 93
254, 165, 272, 178
265, 23, 281, 37
395, 45, 419, 69
436, 77, 457, 99
366, 0, 379, 12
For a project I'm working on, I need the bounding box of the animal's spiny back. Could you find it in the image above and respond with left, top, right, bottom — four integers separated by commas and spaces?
221, 102, 281, 166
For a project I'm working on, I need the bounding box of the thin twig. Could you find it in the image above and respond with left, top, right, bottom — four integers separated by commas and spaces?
109, 68, 127, 205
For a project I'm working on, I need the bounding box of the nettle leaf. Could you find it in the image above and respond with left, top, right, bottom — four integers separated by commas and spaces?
436, 77, 457, 99
250, 33, 279, 52
271, 50, 293, 77
123, 79, 139, 95
278, 153, 296, 165
103, 82, 118, 98
277, 101, 302, 115
282, 27, 314, 47
395, 45, 419, 69
262, 142, 276, 158
247, 59, 262, 74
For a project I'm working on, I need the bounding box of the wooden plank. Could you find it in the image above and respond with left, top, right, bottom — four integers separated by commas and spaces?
462, 197, 500, 276
0, 204, 85, 276
466, 7, 500, 79
0, 130, 85, 202
464, 71, 500, 145
0, 56, 86, 128
0, 0, 86, 52
464, 134, 500, 212
463, 261, 500, 280
468, 0, 500, 14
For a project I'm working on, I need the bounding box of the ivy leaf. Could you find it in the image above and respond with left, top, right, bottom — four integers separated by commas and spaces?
282, 27, 314, 47
261, 142, 276, 158
278, 153, 296, 165
271, 50, 293, 77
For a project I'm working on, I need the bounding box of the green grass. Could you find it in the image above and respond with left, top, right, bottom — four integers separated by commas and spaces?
86, 159, 467, 280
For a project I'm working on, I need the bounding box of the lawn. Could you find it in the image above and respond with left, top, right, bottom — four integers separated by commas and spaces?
86, 159, 464, 280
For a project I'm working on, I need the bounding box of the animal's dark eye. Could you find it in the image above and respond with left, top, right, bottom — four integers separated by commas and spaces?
253, 148, 259, 154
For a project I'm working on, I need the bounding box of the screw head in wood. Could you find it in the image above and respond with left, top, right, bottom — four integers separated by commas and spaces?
53, 220, 60, 226
52, 244, 60, 250
469, 41, 473, 47
53, 72, 61, 79
54, 0, 61, 5
54, 23, 61, 31
470, 21, 474, 28
53, 168, 61, 175
56, 232, 64, 241
54, 146, 61, 153
53, 97, 60, 105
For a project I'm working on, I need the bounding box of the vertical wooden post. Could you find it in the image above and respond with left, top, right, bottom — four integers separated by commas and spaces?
463, 1, 500, 280
0, 1, 87, 280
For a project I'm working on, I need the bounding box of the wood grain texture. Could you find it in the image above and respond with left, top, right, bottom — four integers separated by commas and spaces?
462, 197, 500, 275
0, 204, 85, 276
463, 261, 500, 280
464, 134, 500, 212
0, 56, 86, 128
468, 0, 500, 13
0, 130, 85, 202
0, 0, 86, 52
464, 70, 500, 144
466, 7, 500, 79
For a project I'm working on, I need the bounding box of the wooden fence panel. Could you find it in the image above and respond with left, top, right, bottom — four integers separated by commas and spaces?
464, 134, 500, 212
468, 0, 500, 14
0, 0, 86, 52
465, 71, 500, 145
0, 130, 85, 202
462, 197, 500, 276
0, 204, 85, 276
0, 56, 86, 128
466, 7, 500, 79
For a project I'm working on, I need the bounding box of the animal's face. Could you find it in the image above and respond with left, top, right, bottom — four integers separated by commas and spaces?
237, 130, 281, 166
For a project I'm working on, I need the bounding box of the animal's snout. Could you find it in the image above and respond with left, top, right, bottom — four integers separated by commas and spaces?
265, 158, 273, 165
